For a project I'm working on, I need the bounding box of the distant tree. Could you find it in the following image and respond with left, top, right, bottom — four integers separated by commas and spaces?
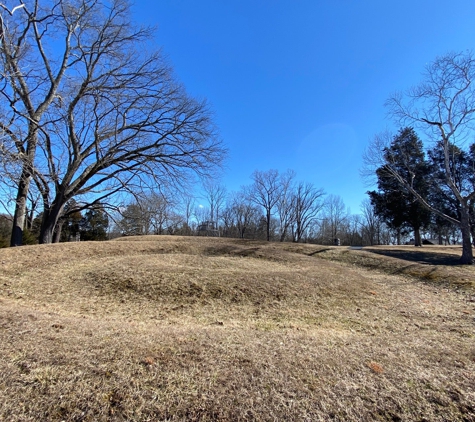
344, 214, 364, 246
248, 169, 282, 241
224, 191, 262, 239
118, 203, 148, 236
80, 205, 109, 241
142, 192, 176, 235
202, 181, 227, 224
178, 192, 196, 235
275, 170, 296, 242
360, 198, 385, 246
193, 205, 210, 226
291, 182, 325, 243
0, 214, 12, 248
58, 205, 83, 243
322, 195, 348, 243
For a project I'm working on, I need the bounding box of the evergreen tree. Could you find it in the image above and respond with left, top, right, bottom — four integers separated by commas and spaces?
118, 203, 148, 236
58, 201, 83, 242
80, 205, 109, 241
368, 128, 431, 246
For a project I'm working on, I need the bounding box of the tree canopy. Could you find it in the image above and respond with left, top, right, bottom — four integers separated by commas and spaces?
368, 128, 431, 246
0, 0, 225, 245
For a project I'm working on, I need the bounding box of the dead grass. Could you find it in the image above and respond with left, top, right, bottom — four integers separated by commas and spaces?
0, 236, 474, 421
312, 244, 475, 290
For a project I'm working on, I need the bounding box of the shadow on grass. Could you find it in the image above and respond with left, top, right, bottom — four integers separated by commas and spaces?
307, 248, 333, 256
365, 248, 462, 266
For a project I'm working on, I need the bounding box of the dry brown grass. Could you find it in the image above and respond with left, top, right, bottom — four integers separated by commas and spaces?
0, 236, 474, 421
313, 244, 475, 289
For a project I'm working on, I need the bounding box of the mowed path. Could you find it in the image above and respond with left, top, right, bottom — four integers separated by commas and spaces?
0, 237, 474, 421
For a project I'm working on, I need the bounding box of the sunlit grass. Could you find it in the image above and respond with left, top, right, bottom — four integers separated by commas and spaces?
0, 237, 474, 421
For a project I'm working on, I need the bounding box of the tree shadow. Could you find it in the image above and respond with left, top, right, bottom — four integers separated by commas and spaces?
307, 248, 332, 256
365, 248, 462, 266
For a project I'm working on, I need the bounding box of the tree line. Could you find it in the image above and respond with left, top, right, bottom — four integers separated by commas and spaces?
0, 2, 473, 262
110, 166, 469, 247
0, 161, 466, 248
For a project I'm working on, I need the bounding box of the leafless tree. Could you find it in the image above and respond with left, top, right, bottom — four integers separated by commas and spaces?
177, 192, 196, 235
0, 0, 225, 245
225, 190, 261, 239
248, 169, 282, 241
193, 205, 209, 226
322, 194, 348, 242
291, 182, 325, 243
275, 170, 296, 242
360, 198, 382, 245
380, 51, 475, 263
202, 180, 227, 224
142, 191, 176, 235
117, 202, 150, 236
343, 214, 363, 246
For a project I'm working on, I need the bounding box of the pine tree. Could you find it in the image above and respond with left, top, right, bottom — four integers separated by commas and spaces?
80, 205, 109, 241
368, 128, 431, 246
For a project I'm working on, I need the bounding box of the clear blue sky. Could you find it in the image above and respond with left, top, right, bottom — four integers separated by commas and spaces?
131, 0, 475, 214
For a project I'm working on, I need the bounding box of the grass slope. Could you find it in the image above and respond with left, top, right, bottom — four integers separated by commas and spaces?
0, 237, 474, 421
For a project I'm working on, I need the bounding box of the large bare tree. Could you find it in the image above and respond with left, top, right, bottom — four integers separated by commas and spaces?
248, 169, 281, 241
378, 51, 475, 264
0, 0, 225, 245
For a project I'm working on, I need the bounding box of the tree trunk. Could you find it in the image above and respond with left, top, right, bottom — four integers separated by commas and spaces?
279, 229, 287, 242
53, 220, 64, 243
459, 206, 473, 264
414, 226, 422, 247
266, 210, 271, 241
470, 224, 475, 248
10, 171, 32, 247
39, 201, 64, 244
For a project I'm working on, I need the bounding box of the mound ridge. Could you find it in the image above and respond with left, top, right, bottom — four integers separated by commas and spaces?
0, 236, 474, 421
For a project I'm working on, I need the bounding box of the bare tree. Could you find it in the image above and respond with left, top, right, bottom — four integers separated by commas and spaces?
380, 51, 475, 263
177, 192, 196, 235
322, 194, 348, 242
275, 170, 296, 242
248, 169, 282, 241
291, 182, 325, 242
193, 205, 209, 226
225, 190, 261, 239
360, 198, 382, 245
0, 0, 225, 245
344, 214, 363, 246
117, 202, 150, 236
202, 180, 227, 224
142, 191, 176, 235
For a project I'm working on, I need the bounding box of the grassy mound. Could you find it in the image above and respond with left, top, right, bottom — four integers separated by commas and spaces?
0, 236, 474, 421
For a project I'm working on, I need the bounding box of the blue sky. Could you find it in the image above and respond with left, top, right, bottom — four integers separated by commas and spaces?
131, 0, 475, 214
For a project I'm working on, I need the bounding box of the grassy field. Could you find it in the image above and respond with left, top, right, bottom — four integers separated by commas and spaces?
0, 236, 474, 421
